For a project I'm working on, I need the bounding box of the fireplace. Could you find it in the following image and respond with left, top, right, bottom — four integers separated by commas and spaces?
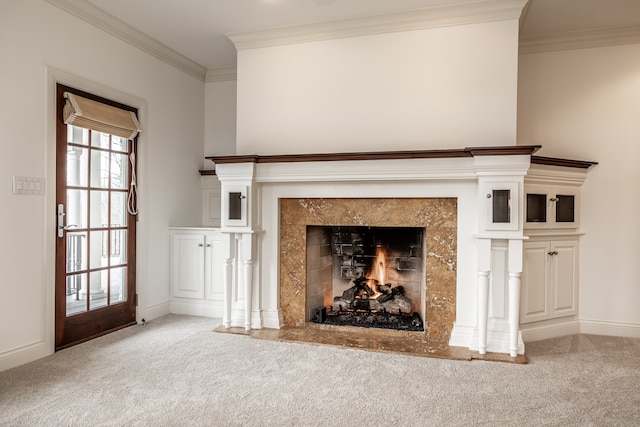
306, 225, 425, 332
279, 197, 457, 343
210, 147, 537, 357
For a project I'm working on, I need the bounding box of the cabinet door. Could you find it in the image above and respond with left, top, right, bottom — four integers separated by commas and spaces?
204, 232, 224, 302
550, 240, 578, 318
482, 182, 519, 232
520, 241, 550, 323
172, 234, 205, 299
525, 185, 579, 230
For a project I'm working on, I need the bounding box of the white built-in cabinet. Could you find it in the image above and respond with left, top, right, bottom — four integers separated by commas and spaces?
520, 162, 590, 328
520, 238, 578, 323
170, 227, 224, 317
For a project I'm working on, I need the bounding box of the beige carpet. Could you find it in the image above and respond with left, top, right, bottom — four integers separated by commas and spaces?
1, 315, 639, 426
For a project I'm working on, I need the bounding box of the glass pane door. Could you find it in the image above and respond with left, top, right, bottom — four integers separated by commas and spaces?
55, 84, 137, 350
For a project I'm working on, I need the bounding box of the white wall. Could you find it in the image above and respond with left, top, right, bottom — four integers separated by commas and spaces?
0, 0, 204, 370
204, 79, 237, 167
518, 43, 640, 335
236, 19, 520, 155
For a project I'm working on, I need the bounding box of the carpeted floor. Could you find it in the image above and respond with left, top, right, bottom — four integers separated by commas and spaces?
1, 314, 638, 426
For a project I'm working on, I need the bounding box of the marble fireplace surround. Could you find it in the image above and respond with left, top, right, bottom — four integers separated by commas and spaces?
210, 146, 539, 359
280, 197, 457, 343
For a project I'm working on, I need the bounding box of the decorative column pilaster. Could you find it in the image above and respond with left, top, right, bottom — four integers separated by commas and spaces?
508, 239, 523, 357
215, 161, 260, 330
477, 270, 490, 355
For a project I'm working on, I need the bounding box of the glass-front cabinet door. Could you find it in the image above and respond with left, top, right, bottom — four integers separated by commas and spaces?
525, 185, 579, 229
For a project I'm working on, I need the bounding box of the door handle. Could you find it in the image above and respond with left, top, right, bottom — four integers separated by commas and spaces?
57, 204, 77, 237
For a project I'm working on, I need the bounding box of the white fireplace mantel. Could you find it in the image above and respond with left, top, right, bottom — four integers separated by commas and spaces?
208, 146, 545, 357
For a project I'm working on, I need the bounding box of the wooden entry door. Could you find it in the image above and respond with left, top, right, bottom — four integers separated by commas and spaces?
55, 85, 137, 349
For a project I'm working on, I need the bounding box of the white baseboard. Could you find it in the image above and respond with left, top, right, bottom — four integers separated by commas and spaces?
449, 323, 473, 348
449, 323, 525, 355
261, 309, 283, 329
141, 302, 171, 322
520, 320, 580, 342
580, 319, 640, 338
169, 300, 223, 318
0, 340, 52, 372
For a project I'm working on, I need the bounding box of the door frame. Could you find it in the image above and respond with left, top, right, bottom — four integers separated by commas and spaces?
44, 68, 148, 354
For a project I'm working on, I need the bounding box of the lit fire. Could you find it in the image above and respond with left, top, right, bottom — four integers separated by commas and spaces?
369, 248, 387, 299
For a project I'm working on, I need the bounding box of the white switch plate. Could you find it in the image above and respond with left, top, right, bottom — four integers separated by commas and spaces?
13, 176, 45, 195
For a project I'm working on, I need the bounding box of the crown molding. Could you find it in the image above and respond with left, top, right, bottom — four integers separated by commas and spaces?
226, 0, 528, 50
205, 67, 237, 83
519, 25, 640, 54
45, 0, 207, 81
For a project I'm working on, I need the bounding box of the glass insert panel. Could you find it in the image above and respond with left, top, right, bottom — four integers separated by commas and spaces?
492, 189, 511, 223
90, 230, 109, 269
526, 194, 547, 223
229, 192, 242, 220
67, 189, 88, 229
110, 267, 127, 304
89, 190, 109, 228
67, 125, 88, 145
556, 195, 575, 223
112, 136, 128, 153
90, 150, 110, 188
110, 230, 127, 267
91, 131, 111, 149
66, 232, 87, 273
89, 270, 108, 310
110, 153, 128, 190
66, 273, 87, 316
110, 192, 127, 227
66, 147, 88, 187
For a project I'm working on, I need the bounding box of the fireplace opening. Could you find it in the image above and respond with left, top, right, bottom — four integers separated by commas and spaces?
306, 226, 425, 332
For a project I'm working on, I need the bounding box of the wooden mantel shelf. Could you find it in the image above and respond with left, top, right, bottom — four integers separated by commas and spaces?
201, 146, 598, 175
531, 155, 598, 169
206, 145, 542, 165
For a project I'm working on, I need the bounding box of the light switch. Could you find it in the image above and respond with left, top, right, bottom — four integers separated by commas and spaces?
13, 176, 45, 195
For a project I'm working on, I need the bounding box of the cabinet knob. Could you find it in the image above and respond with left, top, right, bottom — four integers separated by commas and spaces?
198, 243, 204, 247
206, 244, 211, 247
549, 197, 559, 202
548, 251, 558, 256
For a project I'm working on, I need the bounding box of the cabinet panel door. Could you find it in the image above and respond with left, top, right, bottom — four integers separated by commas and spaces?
550, 240, 578, 317
521, 241, 550, 323
172, 234, 205, 299
204, 232, 224, 302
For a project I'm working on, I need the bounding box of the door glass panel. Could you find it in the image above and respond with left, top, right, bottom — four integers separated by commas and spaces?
90, 190, 109, 228
492, 189, 511, 223
67, 189, 88, 229
110, 230, 127, 266
526, 194, 547, 223
91, 131, 111, 149
66, 273, 87, 316
90, 150, 110, 188
89, 270, 108, 310
66, 232, 87, 273
111, 153, 128, 189
67, 125, 88, 145
112, 136, 128, 153
110, 267, 127, 304
556, 195, 575, 222
111, 192, 127, 227
67, 147, 88, 187
89, 230, 109, 269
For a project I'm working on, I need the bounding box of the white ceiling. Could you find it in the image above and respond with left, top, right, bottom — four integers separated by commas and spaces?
76, 0, 640, 72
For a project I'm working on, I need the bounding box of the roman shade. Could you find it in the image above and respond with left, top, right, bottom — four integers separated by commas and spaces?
63, 92, 141, 140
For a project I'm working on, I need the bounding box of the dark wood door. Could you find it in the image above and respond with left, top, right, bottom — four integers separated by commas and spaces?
55, 84, 137, 349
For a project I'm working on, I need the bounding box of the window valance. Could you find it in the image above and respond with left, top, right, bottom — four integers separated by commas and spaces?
63, 92, 141, 140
